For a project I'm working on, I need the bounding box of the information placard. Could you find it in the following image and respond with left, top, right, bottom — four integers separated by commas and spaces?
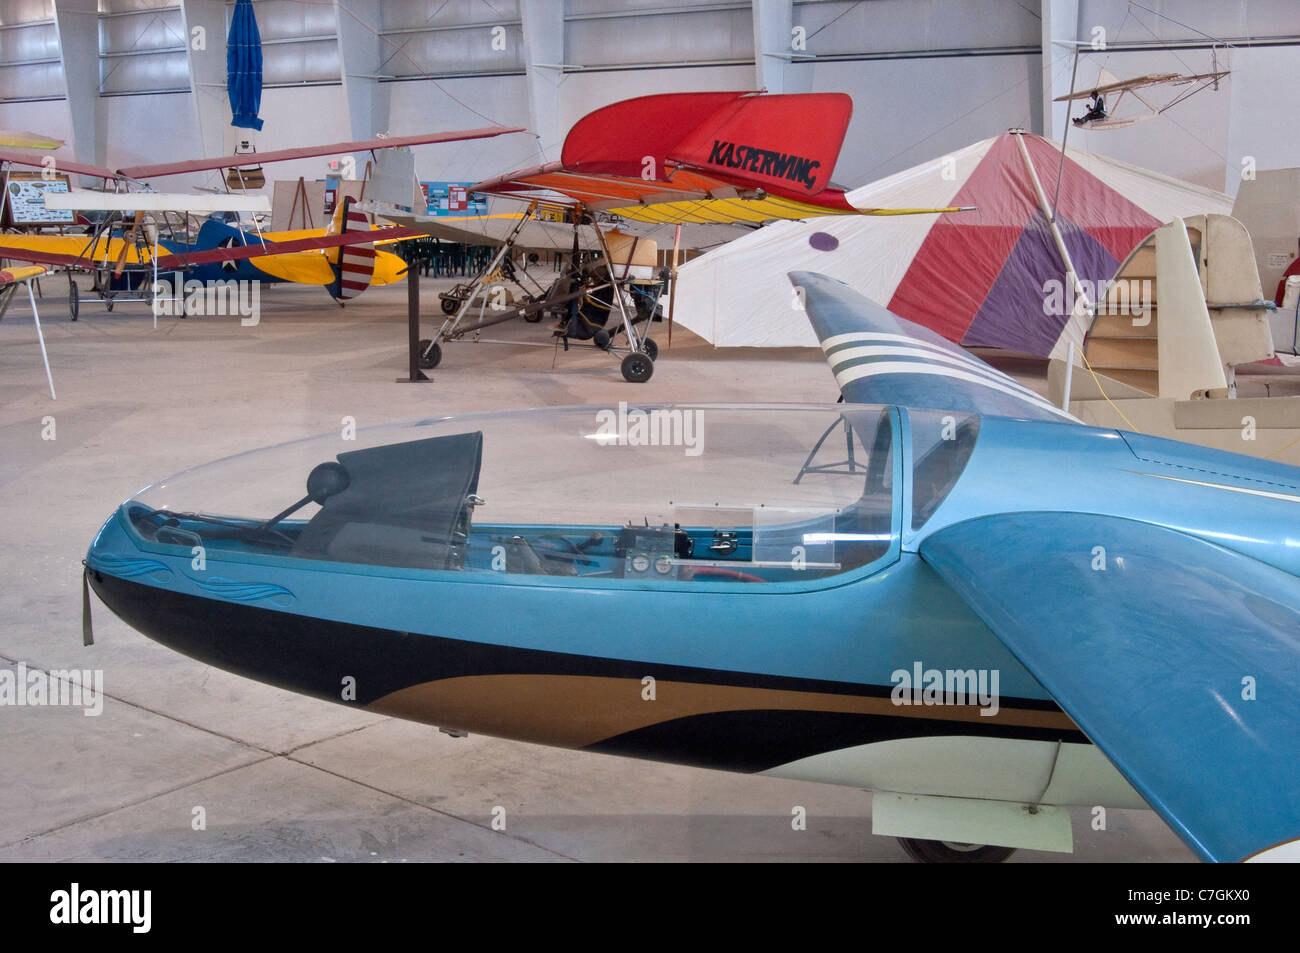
5, 172, 76, 225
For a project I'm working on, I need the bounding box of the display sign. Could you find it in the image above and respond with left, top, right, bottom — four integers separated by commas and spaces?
5, 172, 76, 225
421, 181, 487, 217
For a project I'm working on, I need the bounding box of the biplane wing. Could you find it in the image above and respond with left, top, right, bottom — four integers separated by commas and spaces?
472, 92, 973, 225
0, 127, 524, 183
0, 226, 418, 274
118, 127, 523, 180
0, 237, 143, 270
0, 149, 116, 180
0, 263, 48, 285
149, 225, 421, 271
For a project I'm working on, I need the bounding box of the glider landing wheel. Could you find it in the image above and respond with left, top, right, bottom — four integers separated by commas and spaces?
69, 280, 78, 321
418, 339, 442, 370
621, 351, 654, 384
897, 838, 1015, 864
640, 338, 659, 361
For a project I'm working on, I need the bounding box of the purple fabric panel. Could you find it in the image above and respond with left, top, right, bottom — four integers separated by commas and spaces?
961, 213, 1119, 355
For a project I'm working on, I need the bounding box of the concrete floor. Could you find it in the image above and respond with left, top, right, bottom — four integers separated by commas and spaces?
0, 275, 1194, 862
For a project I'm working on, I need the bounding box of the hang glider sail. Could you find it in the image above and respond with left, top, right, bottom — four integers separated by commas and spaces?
472, 92, 972, 225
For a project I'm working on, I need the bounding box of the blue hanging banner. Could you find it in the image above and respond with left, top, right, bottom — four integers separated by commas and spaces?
227, 0, 264, 131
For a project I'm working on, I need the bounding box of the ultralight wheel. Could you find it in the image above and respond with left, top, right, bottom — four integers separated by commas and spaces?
69, 280, 79, 321
897, 837, 1015, 864
593, 329, 611, 350
440, 297, 460, 316
523, 309, 544, 323
418, 339, 442, 370
621, 351, 654, 384
105, 295, 113, 312
641, 338, 659, 361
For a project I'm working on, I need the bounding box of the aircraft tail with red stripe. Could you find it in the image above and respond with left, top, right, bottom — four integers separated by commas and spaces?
327, 196, 377, 303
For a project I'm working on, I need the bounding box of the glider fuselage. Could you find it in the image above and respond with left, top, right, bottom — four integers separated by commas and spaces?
84, 406, 1300, 819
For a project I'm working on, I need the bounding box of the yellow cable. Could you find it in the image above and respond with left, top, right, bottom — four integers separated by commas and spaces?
1078, 347, 1142, 434
1263, 431, 1300, 460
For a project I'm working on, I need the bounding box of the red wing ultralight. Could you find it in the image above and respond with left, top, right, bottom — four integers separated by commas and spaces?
472, 92, 970, 225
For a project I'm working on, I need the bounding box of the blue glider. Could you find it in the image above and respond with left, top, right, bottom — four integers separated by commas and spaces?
83, 271, 1300, 862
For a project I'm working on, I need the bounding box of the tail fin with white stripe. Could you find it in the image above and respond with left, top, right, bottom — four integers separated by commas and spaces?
328, 196, 376, 303
792, 271, 1077, 423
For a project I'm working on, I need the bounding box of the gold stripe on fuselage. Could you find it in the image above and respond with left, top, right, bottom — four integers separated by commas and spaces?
368, 674, 1075, 749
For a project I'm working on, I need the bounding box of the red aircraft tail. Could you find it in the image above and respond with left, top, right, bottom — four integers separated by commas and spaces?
559, 91, 852, 198
328, 196, 376, 303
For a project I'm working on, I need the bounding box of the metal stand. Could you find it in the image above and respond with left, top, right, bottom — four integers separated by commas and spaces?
0, 280, 56, 399
794, 417, 861, 484
398, 261, 430, 382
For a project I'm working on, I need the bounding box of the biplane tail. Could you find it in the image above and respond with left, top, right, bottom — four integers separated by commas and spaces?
326, 196, 377, 303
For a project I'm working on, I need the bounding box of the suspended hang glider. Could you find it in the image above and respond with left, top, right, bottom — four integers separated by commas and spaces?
1056, 67, 1231, 130
0, 126, 524, 314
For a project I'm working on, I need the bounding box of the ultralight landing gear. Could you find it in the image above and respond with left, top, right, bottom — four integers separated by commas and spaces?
897, 837, 1015, 863
620, 351, 654, 383
417, 339, 442, 370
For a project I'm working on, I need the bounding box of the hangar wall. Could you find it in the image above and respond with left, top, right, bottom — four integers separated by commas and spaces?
0, 0, 1296, 196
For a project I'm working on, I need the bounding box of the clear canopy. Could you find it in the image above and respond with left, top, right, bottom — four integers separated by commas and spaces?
123, 404, 914, 584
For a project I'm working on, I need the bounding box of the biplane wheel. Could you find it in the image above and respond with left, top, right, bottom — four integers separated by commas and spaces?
440, 297, 460, 316
897, 838, 1015, 864
640, 338, 659, 361
621, 352, 654, 384
593, 329, 611, 350
68, 280, 79, 321
418, 339, 442, 370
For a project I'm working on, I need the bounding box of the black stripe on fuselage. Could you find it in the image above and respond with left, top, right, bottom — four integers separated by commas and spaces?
89, 572, 1086, 771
